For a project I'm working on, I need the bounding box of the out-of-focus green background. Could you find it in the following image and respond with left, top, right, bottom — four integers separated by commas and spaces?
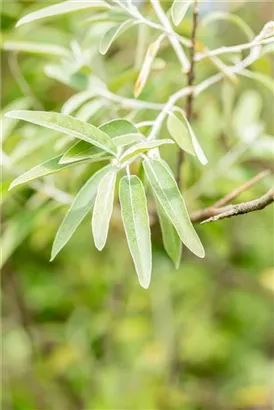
1, 1, 273, 409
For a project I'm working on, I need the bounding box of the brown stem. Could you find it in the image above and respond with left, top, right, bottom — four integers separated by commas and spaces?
176, 0, 198, 188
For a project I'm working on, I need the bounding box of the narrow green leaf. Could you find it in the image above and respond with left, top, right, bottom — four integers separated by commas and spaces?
17, 1, 110, 27
239, 69, 274, 93
119, 139, 174, 163
9, 154, 84, 190
81, 10, 129, 25
59, 142, 111, 164
60, 118, 141, 163
143, 158, 205, 258
99, 19, 136, 55
92, 169, 117, 250
119, 175, 152, 289
51, 164, 112, 261
5, 110, 118, 156
171, 0, 192, 27
75, 99, 104, 122
1, 40, 69, 57
156, 199, 182, 269
167, 112, 195, 156
169, 109, 208, 165
62, 91, 97, 115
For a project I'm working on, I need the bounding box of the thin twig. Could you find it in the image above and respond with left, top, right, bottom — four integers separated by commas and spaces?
201, 188, 274, 224
176, 0, 198, 187
191, 170, 271, 222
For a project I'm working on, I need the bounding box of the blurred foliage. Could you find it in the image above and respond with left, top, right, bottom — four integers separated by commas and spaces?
1, 1, 274, 409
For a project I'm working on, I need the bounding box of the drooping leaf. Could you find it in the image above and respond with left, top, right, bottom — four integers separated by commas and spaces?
171, 0, 192, 27
134, 34, 165, 98
143, 158, 205, 258
167, 112, 195, 156
51, 164, 112, 261
99, 19, 136, 55
1, 97, 31, 142
92, 169, 117, 250
16, 1, 110, 27
1, 40, 69, 57
119, 175, 152, 289
59, 142, 111, 164
169, 109, 208, 165
9, 155, 85, 190
156, 199, 182, 269
119, 139, 174, 163
5, 110, 118, 156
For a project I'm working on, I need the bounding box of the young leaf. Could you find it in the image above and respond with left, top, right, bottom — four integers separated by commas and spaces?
51, 164, 112, 261
99, 19, 136, 55
171, 0, 192, 27
5, 111, 118, 156
9, 154, 84, 190
134, 34, 165, 98
167, 112, 195, 156
1, 40, 69, 57
119, 139, 174, 163
119, 175, 152, 289
169, 109, 208, 165
92, 169, 117, 250
16, 1, 110, 27
156, 199, 182, 269
60, 141, 111, 164
143, 158, 205, 258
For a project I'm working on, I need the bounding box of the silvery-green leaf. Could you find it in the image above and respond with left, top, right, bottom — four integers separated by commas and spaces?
9, 154, 84, 190
1, 40, 69, 57
167, 112, 195, 156
75, 99, 104, 122
119, 176, 152, 289
5, 110, 118, 156
119, 139, 174, 163
17, 1, 110, 27
143, 158, 205, 258
1, 97, 31, 142
92, 169, 117, 250
171, 0, 192, 27
51, 164, 112, 261
59, 142, 111, 164
45, 64, 88, 90
60, 119, 141, 163
134, 34, 165, 98
99, 19, 136, 55
62, 91, 97, 115
170, 109, 208, 165
81, 10, 129, 25
156, 199, 182, 269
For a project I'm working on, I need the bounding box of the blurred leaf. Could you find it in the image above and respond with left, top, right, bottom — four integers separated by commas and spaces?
143, 158, 205, 258
119, 175, 151, 289
233, 90, 262, 140
201, 11, 254, 40
1, 40, 69, 57
240, 69, 274, 93
156, 199, 182, 269
171, 0, 192, 27
5, 110, 118, 155
16, 0, 110, 27
45, 64, 89, 90
81, 10, 129, 25
1, 97, 31, 143
99, 19, 137, 55
119, 139, 174, 163
92, 168, 117, 250
51, 164, 112, 260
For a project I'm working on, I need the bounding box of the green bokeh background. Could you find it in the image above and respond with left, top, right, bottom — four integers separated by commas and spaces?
1, 1, 273, 409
